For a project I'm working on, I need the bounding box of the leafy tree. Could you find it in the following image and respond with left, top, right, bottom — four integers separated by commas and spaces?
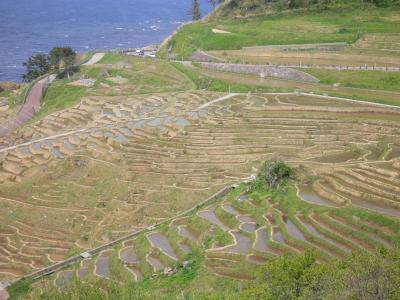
240, 249, 400, 300
240, 251, 339, 299
344, 249, 400, 300
21, 46, 77, 82
252, 160, 295, 190
189, 0, 202, 21
49, 46, 77, 78
22, 53, 51, 82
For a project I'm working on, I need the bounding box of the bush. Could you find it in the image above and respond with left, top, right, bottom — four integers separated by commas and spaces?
252, 160, 295, 191
241, 249, 400, 300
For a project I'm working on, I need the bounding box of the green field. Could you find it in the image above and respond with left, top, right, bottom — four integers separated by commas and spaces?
302, 69, 400, 92
166, 7, 400, 59
34, 83, 86, 121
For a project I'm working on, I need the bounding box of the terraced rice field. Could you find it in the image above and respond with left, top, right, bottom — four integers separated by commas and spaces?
0, 89, 400, 285
208, 35, 400, 68
354, 34, 400, 52
28, 178, 400, 294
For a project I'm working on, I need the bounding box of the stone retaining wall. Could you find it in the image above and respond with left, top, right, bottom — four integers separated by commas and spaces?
201, 62, 320, 82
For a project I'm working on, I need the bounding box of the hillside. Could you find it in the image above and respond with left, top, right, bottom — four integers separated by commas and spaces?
2, 1, 400, 299
164, 1, 400, 60
212, 0, 400, 18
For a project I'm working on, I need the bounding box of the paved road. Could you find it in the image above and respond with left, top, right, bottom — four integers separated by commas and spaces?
0, 52, 103, 139
82, 53, 105, 66
0, 281, 9, 300
0, 75, 55, 138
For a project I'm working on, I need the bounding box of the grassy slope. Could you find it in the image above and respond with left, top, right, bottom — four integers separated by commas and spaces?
167, 6, 400, 59
172, 62, 289, 93
198, 67, 400, 106
28, 54, 196, 122
302, 69, 400, 92
34, 83, 86, 121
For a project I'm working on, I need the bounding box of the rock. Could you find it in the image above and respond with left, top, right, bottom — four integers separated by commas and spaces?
182, 261, 189, 268
163, 267, 176, 276
74, 159, 87, 167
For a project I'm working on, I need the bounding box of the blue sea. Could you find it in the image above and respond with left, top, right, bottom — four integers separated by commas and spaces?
0, 0, 213, 82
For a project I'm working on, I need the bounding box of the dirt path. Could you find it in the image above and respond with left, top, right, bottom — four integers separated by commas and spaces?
198, 93, 238, 109
0, 75, 55, 138
0, 128, 86, 153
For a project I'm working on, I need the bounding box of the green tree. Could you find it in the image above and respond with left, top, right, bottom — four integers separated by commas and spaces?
189, 0, 202, 21
22, 53, 51, 82
49, 46, 77, 78
344, 249, 400, 300
241, 251, 341, 300
252, 160, 295, 190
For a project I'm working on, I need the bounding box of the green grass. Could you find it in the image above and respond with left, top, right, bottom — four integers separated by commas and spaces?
98, 53, 129, 64
199, 67, 400, 106
167, 7, 400, 59
171, 63, 287, 93
8, 279, 33, 300
303, 69, 400, 92
80, 66, 103, 78
0, 90, 12, 97
32, 82, 86, 121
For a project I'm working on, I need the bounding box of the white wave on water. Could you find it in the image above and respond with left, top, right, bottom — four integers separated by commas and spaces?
0, 0, 214, 81
1, 65, 18, 69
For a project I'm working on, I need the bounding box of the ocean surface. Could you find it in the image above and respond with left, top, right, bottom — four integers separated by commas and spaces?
0, 0, 213, 82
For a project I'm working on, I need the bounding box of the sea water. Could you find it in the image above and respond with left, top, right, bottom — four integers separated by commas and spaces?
0, 0, 212, 82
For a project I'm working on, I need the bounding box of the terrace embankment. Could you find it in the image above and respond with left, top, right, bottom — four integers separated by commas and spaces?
25, 177, 400, 297
200, 62, 320, 82
0, 89, 400, 283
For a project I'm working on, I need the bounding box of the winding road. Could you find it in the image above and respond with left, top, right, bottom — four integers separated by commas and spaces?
0, 75, 55, 138
83, 53, 105, 66
0, 53, 104, 139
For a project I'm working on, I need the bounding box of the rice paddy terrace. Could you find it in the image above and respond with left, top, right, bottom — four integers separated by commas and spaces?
207, 34, 400, 69
0, 71, 400, 292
